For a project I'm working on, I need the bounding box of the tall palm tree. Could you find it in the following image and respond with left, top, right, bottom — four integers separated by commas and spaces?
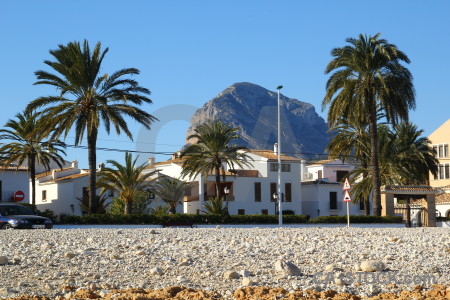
26, 40, 156, 214
0, 111, 66, 205
97, 152, 156, 214
154, 177, 186, 214
323, 33, 415, 216
180, 119, 252, 200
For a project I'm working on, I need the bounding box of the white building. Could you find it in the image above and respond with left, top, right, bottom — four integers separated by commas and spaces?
0, 159, 72, 204
301, 159, 367, 218
146, 148, 302, 215
33, 161, 112, 216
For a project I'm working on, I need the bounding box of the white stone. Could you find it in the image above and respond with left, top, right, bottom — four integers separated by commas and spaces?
242, 277, 253, 286
149, 267, 163, 275
274, 259, 301, 276
360, 260, 385, 272
224, 271, 240, 279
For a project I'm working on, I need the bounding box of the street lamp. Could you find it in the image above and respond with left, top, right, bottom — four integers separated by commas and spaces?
224, 186, 230, 214
276, 85, 283, 225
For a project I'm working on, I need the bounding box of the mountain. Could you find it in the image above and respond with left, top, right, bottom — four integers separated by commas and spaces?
186, 82, 330, 158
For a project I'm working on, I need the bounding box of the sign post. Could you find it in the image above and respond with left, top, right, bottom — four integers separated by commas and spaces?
343, 178, 351, 227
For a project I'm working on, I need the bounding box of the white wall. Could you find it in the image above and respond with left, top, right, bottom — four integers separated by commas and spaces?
0, 171, 30, 203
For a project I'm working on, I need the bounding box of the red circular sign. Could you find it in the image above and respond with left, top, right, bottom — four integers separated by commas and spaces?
14, 190, 25, 202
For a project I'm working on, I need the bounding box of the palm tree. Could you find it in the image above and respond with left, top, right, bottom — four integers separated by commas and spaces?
0, 111, 66, 205
180, 119, 252, 200
26, 40, 156, 214
97, 152, 155, 214
154, 177, 186, 214
349, 123, 438, 222
323, 33, 415, 216
76, 194, 110, 215
327, 118, 371, 214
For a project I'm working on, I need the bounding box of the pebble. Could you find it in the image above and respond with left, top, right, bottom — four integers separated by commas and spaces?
0, 227, 447, 298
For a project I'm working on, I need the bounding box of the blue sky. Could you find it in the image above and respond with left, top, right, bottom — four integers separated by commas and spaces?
1, 1, 449, 168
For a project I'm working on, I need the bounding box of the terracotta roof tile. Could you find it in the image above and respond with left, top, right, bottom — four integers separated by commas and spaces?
36, 167, 73, 179
246, 149, 298, 161
48, 172, 89, 183
381, 185, 439, 193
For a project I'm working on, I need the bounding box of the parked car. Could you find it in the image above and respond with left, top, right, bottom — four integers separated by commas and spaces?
0, 203, 53, 229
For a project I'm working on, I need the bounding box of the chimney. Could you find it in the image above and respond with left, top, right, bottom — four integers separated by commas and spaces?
148, 157, 155, 166
52, 170, 57, 180
273, 143, 278, 155
300, 159, 306, 181
72, 160, 78, 169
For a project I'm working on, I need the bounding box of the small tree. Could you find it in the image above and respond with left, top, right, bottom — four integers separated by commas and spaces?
97, 152, 155, 214
154, 177, 186, 214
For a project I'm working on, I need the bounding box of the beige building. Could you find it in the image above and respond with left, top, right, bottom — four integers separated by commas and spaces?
428, 119, 450, 187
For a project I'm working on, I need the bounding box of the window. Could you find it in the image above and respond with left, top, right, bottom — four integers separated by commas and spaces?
254, 182, 261, 202
434, 144, 449, 158
261, 209, 268, 215
270, 183, 277, 202
270, 163, 291, 172
329, 192, 338, 210
42, 190, 47, 202
437, 164, 450, 180
238, 209, 245, 215
318, 170, 323, 179
0, 180, 2, 201
82, 187, 88, 199
285, 183, 292, 202
359, 198, 365, 210
336, 171, 348, 183
108, 190, 114, 197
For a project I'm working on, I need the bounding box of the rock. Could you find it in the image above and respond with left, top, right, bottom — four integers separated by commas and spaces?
149, 267, 163, 275
136, 250, 146, 256
149, 229, 156, 234
224, 271, 240, 279
353, 263, 362, 271
334, 278, 347, 286
240, 270, 251, 277
274, 259, 302, 276
360, 260, 385, 272
384, 255, 394, 260
242, 277, 253, 286
0, 256, 8, 265
325, 264, 344, 272
110, 254, 121, 260
177, 275, 189, 283
216, 225, 222, 229
186, 82, 329, 156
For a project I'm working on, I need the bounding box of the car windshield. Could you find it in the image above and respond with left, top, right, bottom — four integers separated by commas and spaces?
0, 205, 36, 216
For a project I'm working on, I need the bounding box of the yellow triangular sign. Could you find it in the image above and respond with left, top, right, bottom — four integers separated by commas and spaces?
343, 190, 352, 202
343, 178, 351, 190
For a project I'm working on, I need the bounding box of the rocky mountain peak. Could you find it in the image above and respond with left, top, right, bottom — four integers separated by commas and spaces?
186, 82, 329, 157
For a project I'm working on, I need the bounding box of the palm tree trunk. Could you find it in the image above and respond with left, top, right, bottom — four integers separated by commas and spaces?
87, 128, 98, 215
30, 154, 36, 206
364, 197, 370, 216
215, 165, 222, 199
367, 93, 382, 216
125, 200, 132, 214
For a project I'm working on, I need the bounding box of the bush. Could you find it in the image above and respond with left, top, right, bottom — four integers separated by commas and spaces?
437, 216, 450, 222
309, 215, 403, 224
57, 213, 310, 225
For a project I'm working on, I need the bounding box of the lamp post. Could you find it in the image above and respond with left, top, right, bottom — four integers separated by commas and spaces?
276, 85, 283, 225
224, 186, 230, 214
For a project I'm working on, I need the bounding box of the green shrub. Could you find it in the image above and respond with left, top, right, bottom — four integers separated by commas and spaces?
309, 215, 403, 224
437, 216, 450, 222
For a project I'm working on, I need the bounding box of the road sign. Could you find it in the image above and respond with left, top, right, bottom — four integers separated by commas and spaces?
14, 190, 25, 202
343, 178, 351, 190
343, 190, 351, 202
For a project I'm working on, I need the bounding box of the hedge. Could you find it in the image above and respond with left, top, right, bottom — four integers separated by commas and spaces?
437, 216, 450, 222
57, 213, 406, 225
309, 215, 403, 224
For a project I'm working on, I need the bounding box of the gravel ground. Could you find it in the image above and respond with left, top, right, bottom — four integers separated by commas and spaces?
0, 227, 449, 299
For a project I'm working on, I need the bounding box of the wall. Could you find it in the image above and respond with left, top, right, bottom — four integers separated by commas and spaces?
0, 171, 30, 203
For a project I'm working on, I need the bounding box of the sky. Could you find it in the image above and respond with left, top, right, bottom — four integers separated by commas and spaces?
1, 1, 450, 168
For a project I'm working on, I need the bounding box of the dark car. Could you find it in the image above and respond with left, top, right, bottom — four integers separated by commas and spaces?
0, 204, 53, 229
